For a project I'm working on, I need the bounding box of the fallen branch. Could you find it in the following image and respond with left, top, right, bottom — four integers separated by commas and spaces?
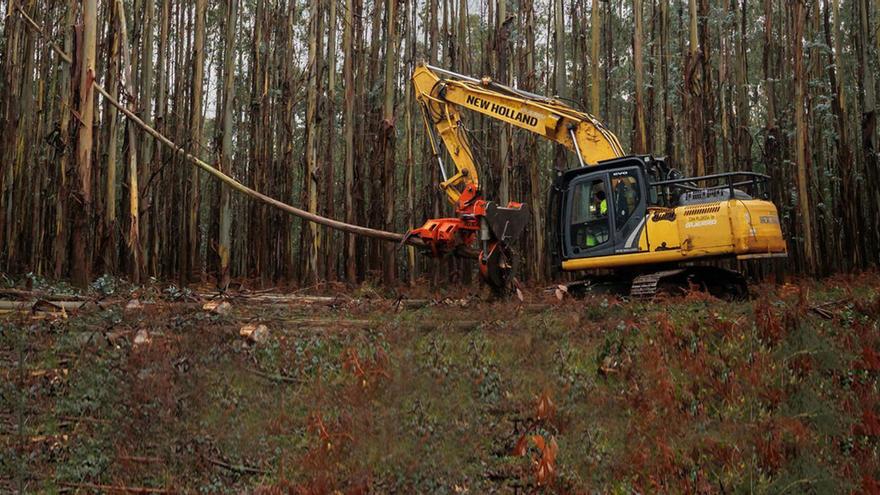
59, 482, 173, 494
0, 300, 95, 311
116, 455, 163, 464
809, 306, 834, 320
15, 5, 72, 64
207, 457, 267, 475
0, 288, 88, 301
246, 367, 301, 384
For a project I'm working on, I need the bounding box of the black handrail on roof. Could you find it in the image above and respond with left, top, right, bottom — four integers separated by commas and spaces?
650, 170, 770, 187
650, 170, 771, 203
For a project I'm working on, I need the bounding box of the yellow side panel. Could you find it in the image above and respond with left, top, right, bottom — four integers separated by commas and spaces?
640, 209, 680, 251
677, 202, 733, 251
728, 200, 788, 255
561, 199, 787, 272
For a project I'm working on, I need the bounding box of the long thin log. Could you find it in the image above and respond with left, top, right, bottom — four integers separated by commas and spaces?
207, 457, 267, 475
0, 300, 98, 310
59, 482, 173, 494
92, 81, 413, 245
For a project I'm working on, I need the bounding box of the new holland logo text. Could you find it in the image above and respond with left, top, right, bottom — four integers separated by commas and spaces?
465, 95, 539, 127
685, 218, 718, 229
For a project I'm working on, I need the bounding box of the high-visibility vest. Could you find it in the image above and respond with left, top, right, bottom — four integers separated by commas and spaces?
586, 234, 597, 247
600, 199, 607, 215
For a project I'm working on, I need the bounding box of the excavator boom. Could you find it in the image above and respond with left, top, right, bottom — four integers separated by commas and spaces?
412, 64, 624, 207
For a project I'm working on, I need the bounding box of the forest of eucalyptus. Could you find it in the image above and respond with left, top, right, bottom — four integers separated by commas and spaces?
0, 0, 878, 288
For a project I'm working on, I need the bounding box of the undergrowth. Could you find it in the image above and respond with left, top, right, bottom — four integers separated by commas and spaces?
0, 273, 877, 493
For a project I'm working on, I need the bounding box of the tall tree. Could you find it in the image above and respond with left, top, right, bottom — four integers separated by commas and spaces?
73, 0, 98, 285
523, 0, 543, 280
553, 0, 566, 170
139, 0, 155, 273
659, 0, 674, 159
698, 0, 715, 174
116, 0, 143, 283
497, 0, 511, 204
590, 0, 600, 116
325, 0, 338, 280
632, 0, 647, 154
304, 0, 320, 283
404, 0, 416, 282
343, 0, 356, 281
685, 0, 706, 176
857, 0, 879, 260
733, 0, 751, 171
381, 0, 398, 284
54, 2, 76, 278
791, 0, 817, 274
187, 0, 207, 281
219, 0, 238, 288
824, 0, 860, 269
103, 2, 120, 273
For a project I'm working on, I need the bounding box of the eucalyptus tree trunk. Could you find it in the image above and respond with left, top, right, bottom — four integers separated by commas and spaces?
590, 0, 600, 116
0, 2, 22, 272
857, 0, 879, 261
381, 0, 398, 285
116, 0, 143, 283
553, 0, 566, 170
428, 0, 441, 285
632, 0, 647, 154
659, 0, 674, 160
685, 0, 705, 176
54, 2, 76, 278
734, 0, 751, 171
719, 0, 731, 170
404, 0, 416, 283
219, 0, 238, 288
698, 0, 715, 174
139, 0, 155, 274
343, 0, 356, 282
791, 0, 817, 274
523, 0, 543, 280
762, 0, 784, 281
497, 0, 510, 204
154, 0, 169, 275
824, 0, 860, 269
304, 0, 320, 283
73, 0, 97, 286
103, 1, 120, 273
457, 0, 467, 72
325, 0, 338, 281
188, 0, 207, 281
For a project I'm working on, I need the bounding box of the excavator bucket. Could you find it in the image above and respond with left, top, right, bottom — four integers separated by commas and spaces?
480, 202, 530, 294
484, 202, 530, 246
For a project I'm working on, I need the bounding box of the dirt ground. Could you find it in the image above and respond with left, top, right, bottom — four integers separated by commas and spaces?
1, 274, 879, 494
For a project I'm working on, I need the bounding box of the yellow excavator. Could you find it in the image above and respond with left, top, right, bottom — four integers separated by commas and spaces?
407, 63, 787, 297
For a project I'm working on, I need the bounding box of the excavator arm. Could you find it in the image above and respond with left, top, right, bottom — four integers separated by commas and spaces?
413, 63, 624, 207
408, 63, 625, 291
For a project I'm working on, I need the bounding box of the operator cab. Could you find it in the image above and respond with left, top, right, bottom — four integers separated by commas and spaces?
548, 155, 773, 268
550, 156, 655, 263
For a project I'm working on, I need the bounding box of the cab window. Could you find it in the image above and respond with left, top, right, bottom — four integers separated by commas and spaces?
611, 170, 640, 232
570, 178, 610, 248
